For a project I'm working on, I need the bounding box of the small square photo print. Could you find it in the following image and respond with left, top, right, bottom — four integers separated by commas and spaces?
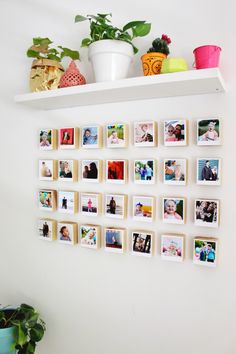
194, 199, 219, 228
39, 129, 56, 150
134, 121, 156, 147
58, 222, 77, 245
58, 160, 77, 182
133, 196, 154, 222
59, 128, 78, 149
106, 123, 127, 148
193, 237, 218, 267
132, 231, 153, 257
197, 158, 221, 185
39, 190, 56, 211
164, 120, 188, 146
80, 225, 100, 249
197, 119, 221, 146
104, 227, 125, 253
105, 194, 126, 219
106, 160, 127, 184
58, 191, 78, 214
81, 126, 101, 148
39, 159, 56, 181
161, 234, 184, 262
164, 159, 187, 185
134, 160, 155, 184
38, 219, 56, 241
163, 197, 185, 224
81, 193, 100, 216
82, 160, 100, 182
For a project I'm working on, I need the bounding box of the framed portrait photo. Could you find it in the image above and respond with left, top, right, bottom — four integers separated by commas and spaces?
105, 160, 127, 184
106, 123, 128, 148
80, 193, 101, 217
38, 189, 56, 212
81, 160, 101, 183
162, 197, 185, 225
59, 127, 79, 149
39, 159, 57, 181
80, 224, 100, 249
164, 119, 188, 146
161, 234, 184, 262
194, 199, 220, 228
133, 121, 157, 147
58, 222, 78, 245
104, 227, 126, 253
81, 125, 101, 148
133, 196, 155, 222
196, 158, 221, 185
193, 237, 218, 267
131, 231, 154, 257
39, 129, 57, 150
104, 194, 127, 219
58, 190, 78, 214
38, 218, 57, 241
197, 118, 221, 146
134, 159, 156, 184
164, 159, 187, 185
58, 160, 77, 182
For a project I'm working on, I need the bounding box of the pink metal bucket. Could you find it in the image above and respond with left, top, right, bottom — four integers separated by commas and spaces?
193, 45, 221, 69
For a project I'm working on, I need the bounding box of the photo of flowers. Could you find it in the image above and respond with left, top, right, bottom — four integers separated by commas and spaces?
161, 234, 184, 262
39, 129, 56, 150
162, 197, 185, 224
133, 196, 154, 222
81, 125, 100, 148
106, 123, 127, 148
81, 160, 100, 182
39, 190, 56, 211
164, 120, 188, 146
80, 225, 100, 249
193, 237, 218, 267
134, 160, 155, 184
104, 227, 125, 253
58, 160, 77, 182
58, 222, 78, 245
38, 218, 56, 241
197, 158, 221, 185
197, 119, 221, 146
194, 199, 219, 228
131, 231, 153, 257
39, 159, 56, 181
164, 159, 187, 185
59, 127, 78, 149
105, 194, 126, 219
134, 121, 156, 147
58, 191, 78, 214
106, 160, 127, 184
81, 193, 100, 216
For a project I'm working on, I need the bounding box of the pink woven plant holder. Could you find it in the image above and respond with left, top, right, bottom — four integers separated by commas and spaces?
59, 61, 86, 88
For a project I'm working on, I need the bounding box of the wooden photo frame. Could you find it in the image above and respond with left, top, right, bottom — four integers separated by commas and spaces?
193, 237, 218, 267
58, 190, 78, 214
104, 194, 127, 219
38, 218, 57, 241
131, 231, 154, 257
133, 196, 155, 222
58, 160, 78, 182
162, 197, 185, 225
104, 227, 126, 253
59, 127, 79, 149
105, 160, 127, 184
39, 129, 57, 150
134, 159, 156, 184
133, 121, 157, 147
197, 118, 221, 146
164, 159, 187, 185
106, 123, 128, 148
81, 125, 102, 148
80, 192, 101, 217
39, 159, 57, 181
164, 119, 188, 146
161, 234, 185, 262
194, 199, 220, 228
58, 221, 78, 245
38, 189, 57, 212
196, 158, 221, 185
80, 224, 100, 249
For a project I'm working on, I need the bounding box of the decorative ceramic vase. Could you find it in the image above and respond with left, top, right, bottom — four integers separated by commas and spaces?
59, 61, 86, 88
0, 327, 16, 354
30, 59, 64, 92
141, 52, 167, 75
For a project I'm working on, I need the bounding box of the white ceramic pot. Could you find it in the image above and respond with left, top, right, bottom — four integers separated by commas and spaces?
88, 39, 134, 82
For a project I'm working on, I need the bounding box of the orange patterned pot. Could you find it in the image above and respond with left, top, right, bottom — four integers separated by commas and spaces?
141, 52, 167, 76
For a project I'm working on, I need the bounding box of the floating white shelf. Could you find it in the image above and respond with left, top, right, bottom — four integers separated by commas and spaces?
14, 68, 225, 110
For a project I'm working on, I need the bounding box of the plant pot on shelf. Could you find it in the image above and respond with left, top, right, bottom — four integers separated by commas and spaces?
193, 45, 221, 69
141, 52, 167, 76
0, 327, 16, 354
30, 59, 65, 92
88, 39, 134, 82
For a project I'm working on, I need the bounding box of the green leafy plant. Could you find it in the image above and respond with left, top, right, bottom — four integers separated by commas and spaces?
75, 13, 151, 54
0, 303, 46, 354
27, 37, 80, 62
147, 34, 171, 55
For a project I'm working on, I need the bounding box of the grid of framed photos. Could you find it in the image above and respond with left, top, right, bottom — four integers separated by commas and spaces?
38, 117, 221, 267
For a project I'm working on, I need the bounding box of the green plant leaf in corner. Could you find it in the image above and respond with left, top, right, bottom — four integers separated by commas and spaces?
122, 20, 146, 32
26, 49, 40, 58
33, 37, 52, 46
29, 323, 45, 342
25, 341, 36, 354
58, 46, 80, 60
132, 23, 151, 37
81, 38, 91, 47
75, 15, 88, 23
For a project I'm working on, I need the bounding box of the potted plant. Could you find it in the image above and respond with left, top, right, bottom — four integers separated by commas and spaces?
141, 34, 171, 75
75, 13, 151, 82
0, 303, 45, 354
27, 37, 80, 92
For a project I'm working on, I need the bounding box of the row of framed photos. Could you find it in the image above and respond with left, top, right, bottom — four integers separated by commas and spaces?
38, 189, 220, 228
39, 158, 221, 186
39, 118, 221, 150
38, 218, 218, 267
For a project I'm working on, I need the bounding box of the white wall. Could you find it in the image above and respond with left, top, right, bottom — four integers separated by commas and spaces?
1, 1, 236, 354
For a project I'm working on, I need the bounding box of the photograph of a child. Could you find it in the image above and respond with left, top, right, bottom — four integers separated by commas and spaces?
39, 160, 54, 181
106, 160, 126, 184
163, 198, 185, 224
81, 193, 99, 216
58, 191, 77, 214
164, 159, 187, 185
197, 119, 221, 146
197, 159, 221, 185
133, 196, 154, 222
134, 121, 156, 147
59, 128, 75, 148
80, 225, 99, 249
39, 129, 53, 150
82, 160, 99, 182
194, 238, 217, 267
58, 160, 74, 181
132, 232, 153, 257
104, 228, 124, 253
164, 120, 187, 146
105, 194, 126, 219
161, 235, 184, 262
106, 124, 126, 148
38, 219, 55, 241
134, 160, 155, 184
195, 199, 219, 228
81, 126, 99, 147
39, 190, 55, 211
58, 223, 75, 244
